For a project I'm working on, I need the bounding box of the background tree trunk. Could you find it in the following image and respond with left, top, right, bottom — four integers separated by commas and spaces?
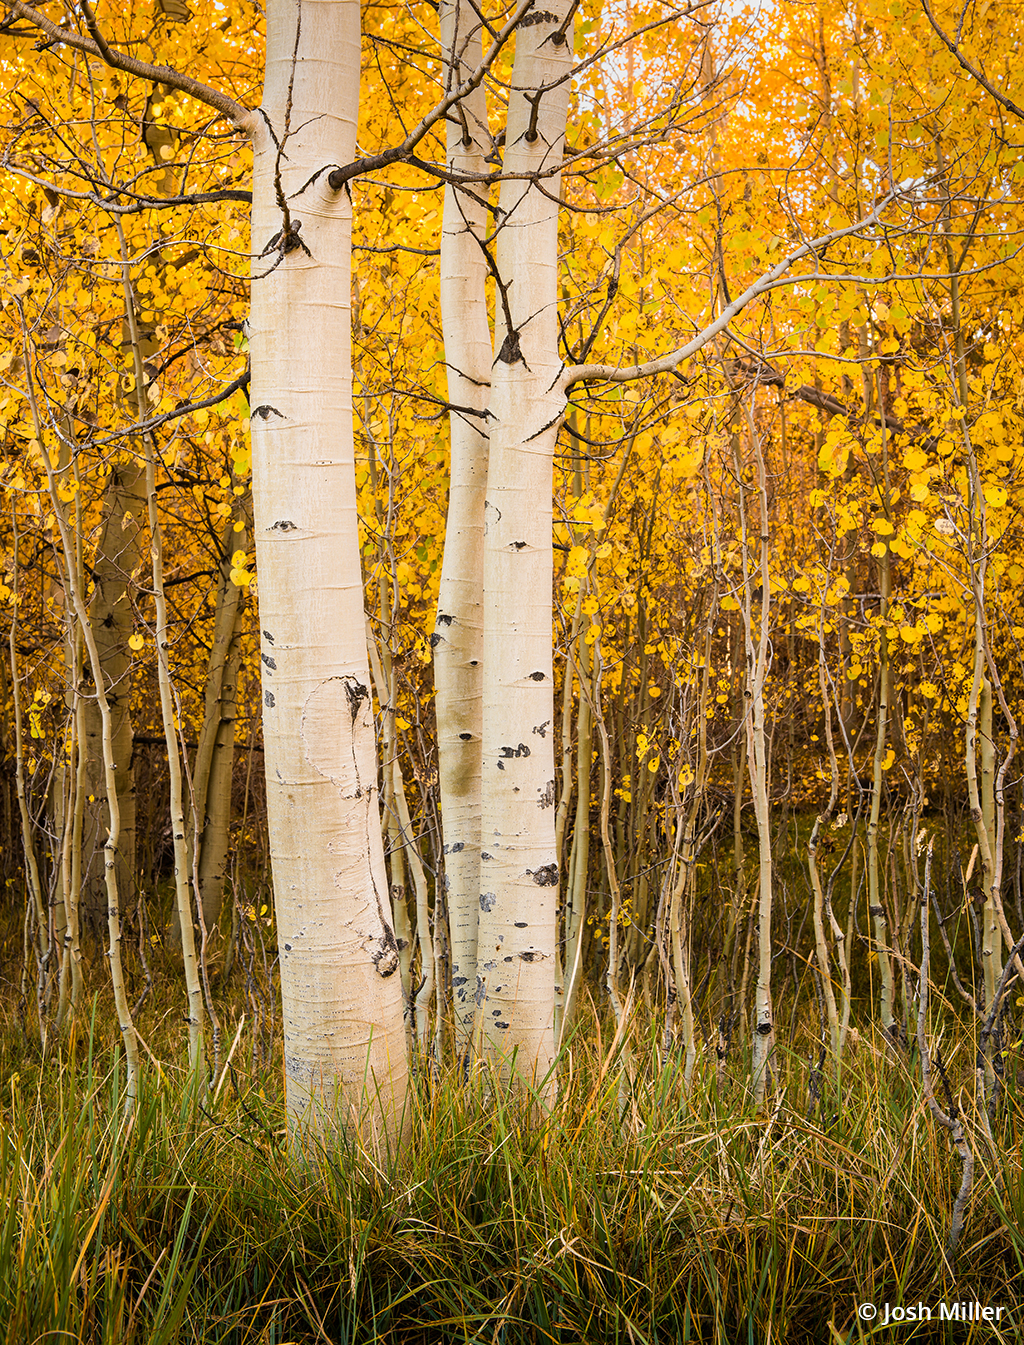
77, 461, 144, 944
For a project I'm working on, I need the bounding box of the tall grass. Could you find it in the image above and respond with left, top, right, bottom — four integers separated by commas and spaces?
1, 992, 1022, 1344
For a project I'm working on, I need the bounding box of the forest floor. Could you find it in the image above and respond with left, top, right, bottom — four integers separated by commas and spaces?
0, 904, 1022, 1343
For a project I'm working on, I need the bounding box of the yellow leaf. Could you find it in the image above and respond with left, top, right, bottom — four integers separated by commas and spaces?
128, 633, 144, 651
566, 545, 589, 577
818, 438, 849, 478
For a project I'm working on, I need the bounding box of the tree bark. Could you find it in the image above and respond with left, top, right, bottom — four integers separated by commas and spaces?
247, 0, 409, 1150
474, 0, 574, 1088
435, 0, 493, 1053
77, 461, 144, 943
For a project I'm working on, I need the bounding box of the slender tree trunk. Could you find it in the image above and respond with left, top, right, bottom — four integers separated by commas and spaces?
866, 371, 896, 1039
183, 520, 245, 935
555, 619, 592, 1048
24, 344, 140, 1107
435, 0, 492, 1051
808, 600, 842, 1059
8, 522, 50, 1012
197, 600, 243, 935
55, 656, 86, 1031
723, 384, 776, 1102
247, 0, 409, 1150
740, 414, 775, 1106
77, 461, 144, 944
118, 222, 207, 1080
366, 618, 415, 1045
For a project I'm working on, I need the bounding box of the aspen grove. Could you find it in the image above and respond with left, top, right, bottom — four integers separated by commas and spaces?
2, 0, 1024, 1210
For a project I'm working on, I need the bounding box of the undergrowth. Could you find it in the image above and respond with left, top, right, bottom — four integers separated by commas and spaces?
0, 988, 1022, 1344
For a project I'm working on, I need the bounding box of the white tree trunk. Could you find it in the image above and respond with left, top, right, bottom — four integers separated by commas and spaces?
248, 0, 408, 1150
435, 0, 493, 1051
475, 0, 574, 1087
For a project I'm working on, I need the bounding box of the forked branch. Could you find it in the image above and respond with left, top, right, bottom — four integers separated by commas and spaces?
920, 0, 1024, 122
1, 0, 252, 129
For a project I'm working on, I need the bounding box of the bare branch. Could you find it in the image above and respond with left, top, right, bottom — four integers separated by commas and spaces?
561, 189, 1022, 390
70, 368, 251, 450
1, 0, 253, 131
3, 162, 251, 212
327, 0, 536, 188
920, 0, 1024, 121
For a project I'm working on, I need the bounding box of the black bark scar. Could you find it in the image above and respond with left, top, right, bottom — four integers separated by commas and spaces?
344, 676, 368, 725
260, 218, 311, 258
528, 864, 558, 886
495, 329, 528, 367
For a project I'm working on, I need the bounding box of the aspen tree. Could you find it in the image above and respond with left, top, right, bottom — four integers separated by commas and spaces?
473, 0, 576, 1089
7, 521, 49, 1001
807, 570, 848, 1060
435, 0, 493, 1053
658, 617, 714, 1089
17, 320, 142, 1105
939, 186, 1003, 1017
74, 460, 144, 943
367, 620, 433, 1053
733, 394, 776, 1103
865, 433, 896, 1041
190, 521, 246, 933
1, 0, 531, 1146
115, 220, 207, 1081
196, 611, 242, 929
555, 609, 593, 1048
247, 0, 409, 1146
